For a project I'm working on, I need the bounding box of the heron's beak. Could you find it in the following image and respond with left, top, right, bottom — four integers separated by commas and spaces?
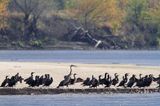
71, 65, 77, 67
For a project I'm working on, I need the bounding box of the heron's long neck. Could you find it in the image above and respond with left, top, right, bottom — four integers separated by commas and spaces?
69, 67, 72, 76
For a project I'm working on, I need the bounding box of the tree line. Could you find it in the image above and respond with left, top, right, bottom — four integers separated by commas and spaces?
0, 0, 160, 49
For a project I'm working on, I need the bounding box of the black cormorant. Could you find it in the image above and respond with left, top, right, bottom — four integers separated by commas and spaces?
112, 73, 119, 86
117, 73, 129, 88
127, 74, 137, 88
70, 73, 77, 85
82, 77, 91, 86
1, 76, 9, 87
90, 75, 99, 88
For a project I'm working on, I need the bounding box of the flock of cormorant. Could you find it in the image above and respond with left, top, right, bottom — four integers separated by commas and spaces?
1, 72, 53, 87
1, 65, 160, 88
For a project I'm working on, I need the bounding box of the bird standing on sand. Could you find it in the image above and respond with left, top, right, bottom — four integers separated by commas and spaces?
69, 73, 77, 85
90, 75, 99, 88
24, 72, 35, 87
154, 75, 160, 88
1, 76, 9, 87
57, 65, 77, 88
101, 73, 108, 85
82, 77, 91, 86
98, 75, 104, 86
43, 74, 53, 87
112, 73, 119, 86
117, 73, 129, 88
127, 74, 137, 88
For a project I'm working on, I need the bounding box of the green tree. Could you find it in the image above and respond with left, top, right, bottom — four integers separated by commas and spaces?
147, 0, 160, 46
126, 0, 148, 30
53, 0, 65, 10
12, 0, 47, 41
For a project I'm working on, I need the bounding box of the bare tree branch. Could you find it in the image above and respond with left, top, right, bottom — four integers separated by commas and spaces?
13, 0, 25, 13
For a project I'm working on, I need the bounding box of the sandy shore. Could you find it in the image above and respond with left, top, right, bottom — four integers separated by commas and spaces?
0, 62, 160, 88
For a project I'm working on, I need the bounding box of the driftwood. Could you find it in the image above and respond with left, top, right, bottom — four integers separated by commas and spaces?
70, 27, 105, 49
69, 27, 129, 49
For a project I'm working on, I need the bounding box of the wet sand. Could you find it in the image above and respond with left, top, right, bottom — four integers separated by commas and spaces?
0, 88, 159, 95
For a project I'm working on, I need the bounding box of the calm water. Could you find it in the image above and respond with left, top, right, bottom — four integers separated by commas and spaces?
0, 50, 160, 66
0, 50, 160, 105
0, 94, 160, 106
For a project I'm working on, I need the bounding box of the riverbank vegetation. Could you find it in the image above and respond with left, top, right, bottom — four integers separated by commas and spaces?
0, 0, 160, 50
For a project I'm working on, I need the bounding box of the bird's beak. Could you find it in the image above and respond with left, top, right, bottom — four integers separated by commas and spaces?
71, 65, 77, 67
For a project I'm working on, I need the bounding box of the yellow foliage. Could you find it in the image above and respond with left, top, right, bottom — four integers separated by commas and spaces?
0, 0, 9, 28
145, 0, 160, 24
68, 0, 126, 33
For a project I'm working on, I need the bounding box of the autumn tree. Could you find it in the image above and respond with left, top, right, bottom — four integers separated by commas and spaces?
12, 0, 47, 41
126, 0, 148, 29
66, 0, 124, 34
124, 0, 160, 47
146, 0, 160, 46
0, 0, 9, 29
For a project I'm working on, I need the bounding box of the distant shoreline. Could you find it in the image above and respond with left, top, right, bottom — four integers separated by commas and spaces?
0, 48, 159, 50
0, 41, 159, 50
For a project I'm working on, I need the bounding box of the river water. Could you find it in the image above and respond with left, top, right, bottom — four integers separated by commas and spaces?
0, 50, 160, 66
0, 94, 160, 106
0, 50, 160, 106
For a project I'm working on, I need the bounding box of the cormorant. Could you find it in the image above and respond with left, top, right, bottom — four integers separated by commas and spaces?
24, 72, 35, 87
70, 73, 77, 85
134, 74, 144, 88
140, 75, 149, 87
1, 76, 8, 87
76, 77, 84, 83
98, 75, 104, 85
4, 73, 24, 87
7, 76, 17, 87
101, 73, 108, 85
35, 76, 40, 87
104, 75, 112, 88
144, 74, 154, 87
112, 73, 119, 86
39, 75, 44, 85
117, 73, 129, 88
154, 75, 160, 88
82, 77, 91, 86
14, 73, 23, 83
127, 74, 137, 88
90, 75, 99, 88
43, 74, 53, 87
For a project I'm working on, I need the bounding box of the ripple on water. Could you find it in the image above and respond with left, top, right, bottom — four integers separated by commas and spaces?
0, 93, 159, 106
